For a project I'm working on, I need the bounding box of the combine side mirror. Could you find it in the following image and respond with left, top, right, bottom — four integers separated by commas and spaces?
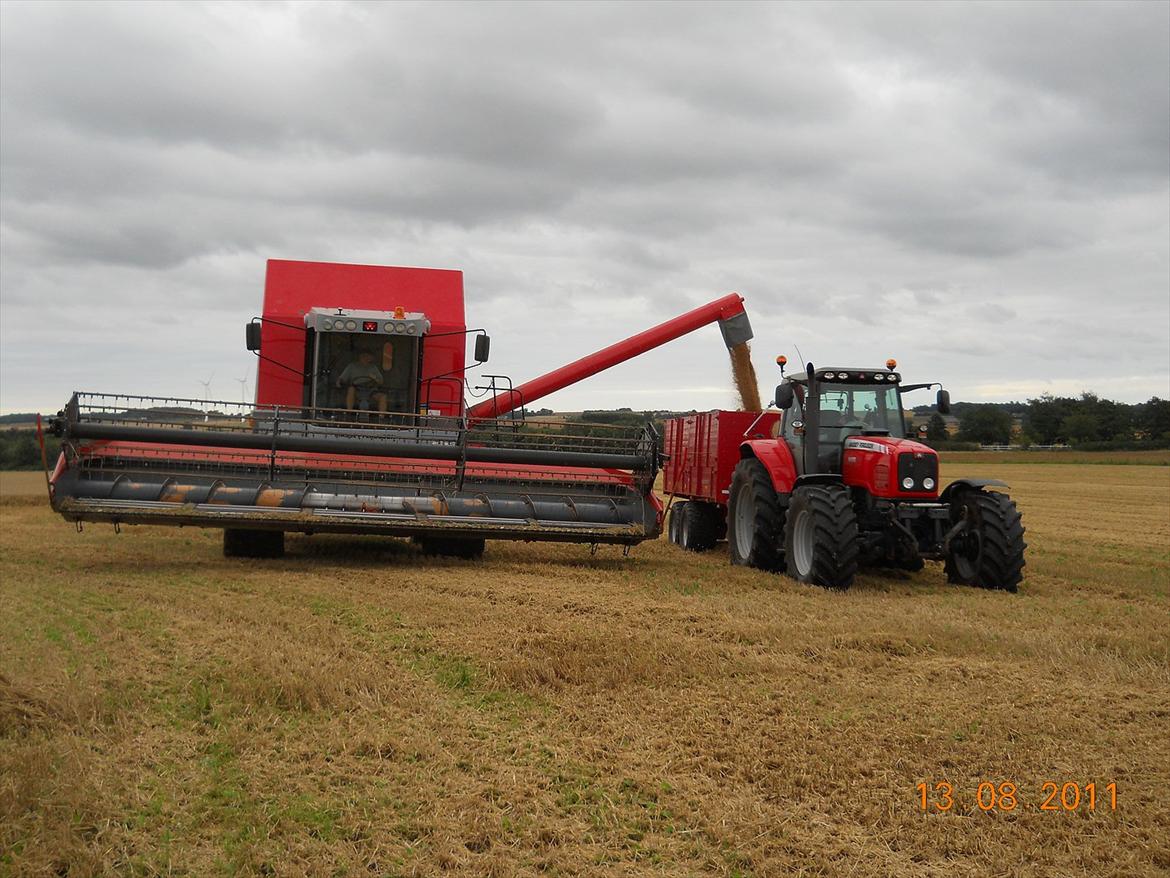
936, 389, 951, 415
245, 322, 261, 352
775, 384, 794, 410
474, 334, 491, 363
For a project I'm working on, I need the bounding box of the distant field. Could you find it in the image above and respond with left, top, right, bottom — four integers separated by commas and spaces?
0, 471, 45, 497
941, 449, 1170, 466
2, 463, 1168, 876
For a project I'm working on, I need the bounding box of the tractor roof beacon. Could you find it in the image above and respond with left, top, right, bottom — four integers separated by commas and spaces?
662, 359, 1026, 591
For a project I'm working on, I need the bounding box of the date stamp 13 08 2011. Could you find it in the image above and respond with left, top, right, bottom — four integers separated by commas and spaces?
917, 781, 1118, 813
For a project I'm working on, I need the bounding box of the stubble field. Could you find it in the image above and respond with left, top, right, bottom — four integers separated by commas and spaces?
2, 458, 1168, 876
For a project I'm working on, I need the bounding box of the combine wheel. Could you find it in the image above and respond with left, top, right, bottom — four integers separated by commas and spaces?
415, 536, 486, 559
680, 501, 719, 552
944, 491, 1026, 592
784, 485, 858, 589
728, 459, 785, 571
223, 528, 285, 559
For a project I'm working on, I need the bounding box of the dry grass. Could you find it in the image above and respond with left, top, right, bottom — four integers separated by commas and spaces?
2, 461, 1168, 876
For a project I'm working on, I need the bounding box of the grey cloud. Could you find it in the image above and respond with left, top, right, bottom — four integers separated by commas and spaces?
1, 1, 1167, 413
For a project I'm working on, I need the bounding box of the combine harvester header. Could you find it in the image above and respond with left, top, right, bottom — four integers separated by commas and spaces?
46, 259, 754, 559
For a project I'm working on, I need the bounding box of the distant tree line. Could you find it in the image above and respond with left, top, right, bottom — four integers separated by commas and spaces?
943, 394, 1169, 447
0, 429, 61, 470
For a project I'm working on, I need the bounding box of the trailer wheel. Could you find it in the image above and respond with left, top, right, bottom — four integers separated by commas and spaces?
784, 485, 858, 589
223, 528, 285, 559
680, 501, 719, 552
668, 502, 687, 545
944, 491, 1026, 591
415, 536, 486, 559
728, 459, 785, 571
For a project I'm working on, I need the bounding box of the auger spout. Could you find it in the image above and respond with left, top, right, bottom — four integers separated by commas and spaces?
466, 293, 752, 421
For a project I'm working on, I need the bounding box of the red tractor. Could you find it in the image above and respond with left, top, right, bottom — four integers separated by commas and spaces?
664, 359, 1026, 590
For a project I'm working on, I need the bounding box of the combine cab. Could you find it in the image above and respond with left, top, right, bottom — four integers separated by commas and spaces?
664, 359, 1026, 590
46, 259, 755, 558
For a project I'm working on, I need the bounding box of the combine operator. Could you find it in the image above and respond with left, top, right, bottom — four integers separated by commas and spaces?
335, 349, 389, 414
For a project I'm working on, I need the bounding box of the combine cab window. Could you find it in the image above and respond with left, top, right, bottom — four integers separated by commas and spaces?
309, 331, 419, 415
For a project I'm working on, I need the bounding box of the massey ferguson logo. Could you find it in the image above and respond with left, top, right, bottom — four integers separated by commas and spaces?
844, 438, 888, 454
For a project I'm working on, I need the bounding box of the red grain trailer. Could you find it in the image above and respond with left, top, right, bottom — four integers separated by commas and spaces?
663, 410, 779, 549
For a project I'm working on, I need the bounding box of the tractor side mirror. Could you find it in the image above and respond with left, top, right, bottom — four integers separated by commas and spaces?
474, 334, 491, 363
775, 384, 794, 410
936, 389, 951, 415
245, 322, 261, 351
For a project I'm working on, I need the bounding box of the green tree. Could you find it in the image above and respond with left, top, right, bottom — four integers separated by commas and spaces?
1023, 394, 1075, 444
925, 413, 949, 442
957, 406, 1013, 445
1060, 411, 1102, 444
1137, 397, 1170, 440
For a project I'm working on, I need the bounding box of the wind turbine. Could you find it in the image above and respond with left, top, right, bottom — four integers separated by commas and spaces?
197, 372, 214, 421
236, 375, 249, 419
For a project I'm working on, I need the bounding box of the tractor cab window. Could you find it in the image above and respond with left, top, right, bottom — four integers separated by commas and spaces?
817, 384, 905, 439
310, 331, 419, 416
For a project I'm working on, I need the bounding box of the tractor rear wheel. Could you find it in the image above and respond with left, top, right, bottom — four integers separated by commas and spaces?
415, 536, 486, 559
944, 491, 1026, 591
728, 458, 785, 571
223, 528, 285, 559
680, 501, 719, 552
784, 485, 858, 589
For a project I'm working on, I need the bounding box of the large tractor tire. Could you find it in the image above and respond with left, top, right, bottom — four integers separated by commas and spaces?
680, 501, 720, 552
728, 458, 785, 571
944, 491, 1026, 591
223, 528, 285, 559
414, 536, 486, 560
784, 484, 858, 589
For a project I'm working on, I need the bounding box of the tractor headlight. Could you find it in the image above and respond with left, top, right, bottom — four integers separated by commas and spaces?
345, 320, 357, 330
902, 476, 915, 490
323, 320, 333, 330
923, 477, 936, 491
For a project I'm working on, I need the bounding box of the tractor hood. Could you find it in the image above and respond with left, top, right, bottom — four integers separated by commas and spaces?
842, 434, 940, 499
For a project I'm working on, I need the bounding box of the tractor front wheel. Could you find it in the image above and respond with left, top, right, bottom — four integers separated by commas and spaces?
728, 459, 785, 571
944, 491, 1026, 591
784, 485, 858, 589
223, 528, 285, 559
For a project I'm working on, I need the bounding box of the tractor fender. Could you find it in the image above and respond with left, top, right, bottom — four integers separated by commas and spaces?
939, 478, 1009, 504
740, 440, 798, 496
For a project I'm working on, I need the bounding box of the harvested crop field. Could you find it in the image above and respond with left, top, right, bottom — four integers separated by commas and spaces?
2, 461, 1168, 876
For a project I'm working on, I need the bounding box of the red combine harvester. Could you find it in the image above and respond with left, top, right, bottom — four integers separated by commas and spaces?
46, 259, 754, 558
664, 359, 1026, 590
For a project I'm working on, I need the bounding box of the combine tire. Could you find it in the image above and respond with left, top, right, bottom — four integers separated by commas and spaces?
223, 528, 285, 559
680, 501, 719, 552
784, 485, 858, 589
944, 491, 1026, 591
728, 458, 785, 571
415, 536, 486, 559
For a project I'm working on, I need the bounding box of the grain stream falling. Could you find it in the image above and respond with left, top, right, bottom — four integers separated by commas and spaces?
729, 341, 762, 411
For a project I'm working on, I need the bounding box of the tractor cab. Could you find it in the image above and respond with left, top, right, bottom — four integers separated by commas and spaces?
774, 360, 951, 498
776, 364, 911, 475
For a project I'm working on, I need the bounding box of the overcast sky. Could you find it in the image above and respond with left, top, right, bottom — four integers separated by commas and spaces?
1, 1, 1167, 414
